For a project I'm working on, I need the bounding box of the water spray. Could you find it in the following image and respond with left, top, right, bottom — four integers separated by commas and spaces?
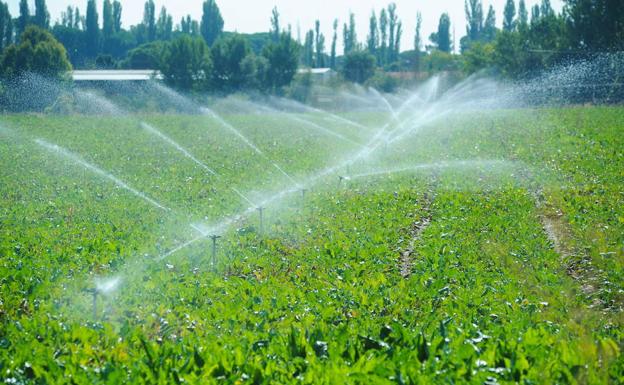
35, 139, 170, 212
146, 74, 513, 265
140, 122, 217, 175
202, 107, 303, 187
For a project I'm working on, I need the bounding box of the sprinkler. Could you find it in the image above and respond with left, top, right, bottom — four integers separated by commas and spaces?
301, 189, 308, 199
338, 176, 345, 187
257, 207, 265, 236
210, 235, 221, 271
85, 288, 98, 321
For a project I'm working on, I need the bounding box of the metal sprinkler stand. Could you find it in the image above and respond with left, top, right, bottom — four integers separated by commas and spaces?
86, 288, 98, 321
257, 207, 265, 236
338, 176, 345, 187
301, 189, 308, 200
210, 235, 221, 271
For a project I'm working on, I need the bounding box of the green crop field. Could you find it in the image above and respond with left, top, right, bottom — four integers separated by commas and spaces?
0, 105, 623, 384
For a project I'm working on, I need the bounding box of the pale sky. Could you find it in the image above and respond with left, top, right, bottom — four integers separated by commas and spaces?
8, 0, 564, 52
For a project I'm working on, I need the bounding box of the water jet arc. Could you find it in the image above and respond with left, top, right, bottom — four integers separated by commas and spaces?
35, 139, 170, 211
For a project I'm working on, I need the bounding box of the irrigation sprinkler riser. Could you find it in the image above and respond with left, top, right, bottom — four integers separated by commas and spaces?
210, 235, 221, 271
257, 207, 265, 236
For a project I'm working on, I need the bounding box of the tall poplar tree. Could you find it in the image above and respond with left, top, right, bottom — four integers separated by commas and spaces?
200, 0, 223, 46
34, 0, 49, 29
503, 0, 516, 31
85, 0, 99, 56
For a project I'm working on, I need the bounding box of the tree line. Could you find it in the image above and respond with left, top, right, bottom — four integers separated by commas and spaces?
0, 0, 621, 93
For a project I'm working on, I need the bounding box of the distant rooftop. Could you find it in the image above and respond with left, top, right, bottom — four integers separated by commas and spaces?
297, 68, 335, 75
72, 70, 163, 81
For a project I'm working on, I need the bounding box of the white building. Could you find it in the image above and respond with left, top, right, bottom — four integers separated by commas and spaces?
297, 68, 336, 81
72, 70, 163, 82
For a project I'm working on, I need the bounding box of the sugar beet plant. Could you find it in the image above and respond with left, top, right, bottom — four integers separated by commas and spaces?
0, 83, 622, 383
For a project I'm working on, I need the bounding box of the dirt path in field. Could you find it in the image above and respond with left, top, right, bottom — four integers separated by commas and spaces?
399, 178, 438, 279
519, 170, 609, 309
538, 199, 608, 308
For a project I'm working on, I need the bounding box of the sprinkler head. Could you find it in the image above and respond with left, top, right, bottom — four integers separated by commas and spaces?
85, 287, 98, 321
257, 207, 265, 236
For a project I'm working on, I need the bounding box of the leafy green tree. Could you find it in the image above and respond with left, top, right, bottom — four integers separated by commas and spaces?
262, 32, 299, 91
160, 35, 212, 90
17, 0, 29, 37
329, 19, 337, 69
342, 12, 357, 55
564, 0, 624, 50
0, 2, 12, 51
103, 0, 114, 47
74, 7, 83, 29
211, 34, 252, 92
85, 0, 99, 56
303, 29, 314, 67
492, 30, 525, 77
0, 25, 71, 79
531, 5, 541, 25
200, 0, 223, 46
540, 0, 554, 18
95, 53, 115, 68
156, 7, 173, 41
314, 20, 325, 68
503, 0, 516, 32
387, 3, 401, 63
60, 6, 73, 27
483, 5, 497, 42
530, 1, 565, 54
388, 4, 396, 62
341, 51, 375, 83
52, 23, 86, 65
422, 49, 460, 72
34, 0, 49, 29
240, 53, 268, 90
112, 1, 122, 33
413, 12, 422, 72
143, 0, 156, 42
431, 13, 452, 53
490, 8, 566, 79
465, 0, 483, 42
104, 29, 135, 59
121, 41, 163, 69
379, 9, 388, 65
191, 20, 199, 36
270, 7, 280, 43
463, 41, 495, 73
394, 21, 403, 64
518, 0, 529, 30
367, 11, 378, 57
180, 16, 192, 34
414, 12, 422, 52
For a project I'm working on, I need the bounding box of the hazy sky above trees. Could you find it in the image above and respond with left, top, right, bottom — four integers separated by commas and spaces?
8, 0, 564, 52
